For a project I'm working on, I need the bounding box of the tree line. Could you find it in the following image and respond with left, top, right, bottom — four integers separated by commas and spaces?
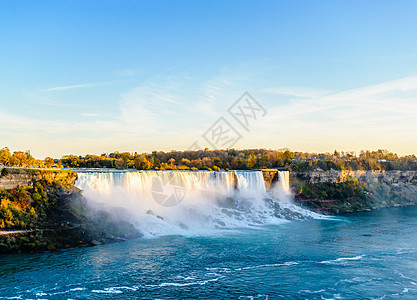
0, 147, 61, 168
60, 148, 417, 171
1, 147, 417, 171
60, 149, 295, 170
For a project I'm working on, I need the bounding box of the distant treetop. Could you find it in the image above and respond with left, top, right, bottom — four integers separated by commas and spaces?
2, 147, 415, 171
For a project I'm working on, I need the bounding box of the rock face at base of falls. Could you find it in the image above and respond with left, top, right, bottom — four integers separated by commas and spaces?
0, 168, 142, 254
260, 169, 279, 190
291, 169, 417, 214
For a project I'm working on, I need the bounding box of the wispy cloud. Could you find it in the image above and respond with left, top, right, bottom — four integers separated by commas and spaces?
2, 69, 417, 158
80, 113, 101, 117
41, 81, 115, 92
194, 67, 255, 118
263, 86, 331, 98
250, 75, 417, 154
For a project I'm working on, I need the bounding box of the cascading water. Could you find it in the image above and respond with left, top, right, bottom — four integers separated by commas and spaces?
75, 169, 323, 237
270, 171, 291, 201
235, 171, 266, 194
277, 171, 290, 195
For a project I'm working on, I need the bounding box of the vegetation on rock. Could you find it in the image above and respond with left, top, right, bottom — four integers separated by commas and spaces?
294, 174, 417, 215
0, 170, 141, 253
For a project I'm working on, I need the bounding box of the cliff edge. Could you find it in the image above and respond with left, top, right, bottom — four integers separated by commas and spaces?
290, 170, 417, 214
0, 168, 141, 253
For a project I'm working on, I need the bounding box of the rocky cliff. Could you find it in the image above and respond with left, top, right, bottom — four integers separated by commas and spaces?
261, 169, 279, 190
291, 169, 417, 214
0, 168, 141, 253
290, 169, 417, 185
0, 167, 78, 189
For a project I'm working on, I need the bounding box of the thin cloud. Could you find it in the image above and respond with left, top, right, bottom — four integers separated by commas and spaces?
2, 71, 417, 158
250, 75, 417, 154
81, 113, 101, 117
263, 86, 331, 98
42, 81, 115, 92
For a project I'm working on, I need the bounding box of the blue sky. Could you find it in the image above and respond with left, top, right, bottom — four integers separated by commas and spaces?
1, 0, 417, 158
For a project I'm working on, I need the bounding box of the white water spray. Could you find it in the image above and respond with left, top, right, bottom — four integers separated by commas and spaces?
75, 169, 323, 237
271, 171, 291, 201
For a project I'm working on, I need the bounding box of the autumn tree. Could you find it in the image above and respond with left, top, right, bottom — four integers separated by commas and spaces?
0, 147, 12, 166
45, 157, 55, 168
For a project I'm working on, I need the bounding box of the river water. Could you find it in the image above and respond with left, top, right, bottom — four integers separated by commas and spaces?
1, 206, 417, 299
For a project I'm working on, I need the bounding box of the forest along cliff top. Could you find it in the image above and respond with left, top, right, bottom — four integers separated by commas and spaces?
0, 167, 77, 190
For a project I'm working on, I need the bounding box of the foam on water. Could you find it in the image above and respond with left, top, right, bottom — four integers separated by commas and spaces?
319, 255, 365, 264
75, 169, 323, 237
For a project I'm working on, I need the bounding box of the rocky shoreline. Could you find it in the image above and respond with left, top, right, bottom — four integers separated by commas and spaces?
290, 170, 417, 215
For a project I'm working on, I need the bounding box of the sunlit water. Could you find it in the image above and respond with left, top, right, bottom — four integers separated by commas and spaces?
1, 207, 417, 299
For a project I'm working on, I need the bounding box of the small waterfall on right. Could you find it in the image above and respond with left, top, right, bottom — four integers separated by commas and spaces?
273, 171, 291, 201
270, 170, 325, 219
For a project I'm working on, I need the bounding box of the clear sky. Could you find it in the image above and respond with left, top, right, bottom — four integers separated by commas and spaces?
1, 0, 417, 158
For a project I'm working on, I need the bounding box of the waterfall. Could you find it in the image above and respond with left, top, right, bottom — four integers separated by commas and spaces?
77, 170, 237, 200
75, 169, 323, 237
274, 171, 290, 199
235, 171, 267, 194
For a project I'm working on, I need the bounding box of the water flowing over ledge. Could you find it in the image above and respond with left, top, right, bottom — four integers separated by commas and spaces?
75, 170, 324, 237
